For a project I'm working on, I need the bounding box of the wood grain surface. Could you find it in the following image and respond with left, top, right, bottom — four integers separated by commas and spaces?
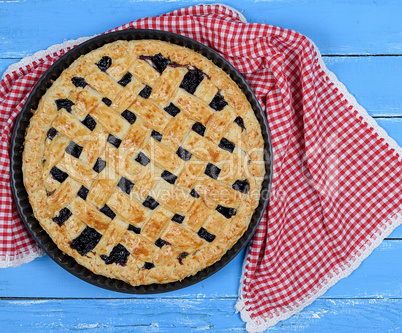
1, 0, 401, 332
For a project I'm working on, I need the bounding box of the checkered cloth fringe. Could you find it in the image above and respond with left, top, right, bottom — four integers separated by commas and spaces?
1, 4, 401, 331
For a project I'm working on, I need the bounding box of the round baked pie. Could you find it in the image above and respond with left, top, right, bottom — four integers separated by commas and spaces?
22, 39, 266, 286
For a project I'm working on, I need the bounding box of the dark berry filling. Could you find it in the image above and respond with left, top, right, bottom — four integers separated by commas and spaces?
118, 72, 132, 87
209, 92, 228, 111
100, 244, 130, 265
143, 262, 155, 270
164, 103, 181, 117
102, 97, 112, 106
46, 127, 58, 140
139, 53, 170, 74
135, 152, 150, 166
176, 147, 192, 161
232, 179, 250, 194
177, 252, 189, 265
50, 166, 68, 183
71, 77, 87, 88
121, 109, 137, 124
128, 225, 141, 234
216, 205, 237, 219
171, 213, 185, 224
234, 116, 245, 129
81, 114, 97, 131
161, 170, 177, 185
190, 189, 200, 198
117, 177, 134, 195
155, 238, 169, 248
139, 85, 152, 99
218, 137, 235, 153
151, 130, 162, 142
93, 157, 107, 173
204, 163, 221, 180
53, 207, 72, 226
77, 185, 89, 200
65, 141, 83, 159
180, 68, 204, 94
100, 204, 116, 220
107, 134, 122, 148
192, 122, 206, 136
142, 196, 159, 210
70, 226, 102, 256
55, 98, 74, 113
197, 227, 216, 242
96, 56, 112, 72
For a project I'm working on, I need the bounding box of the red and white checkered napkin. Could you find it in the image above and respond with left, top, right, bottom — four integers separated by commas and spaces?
1, 3, 402, 330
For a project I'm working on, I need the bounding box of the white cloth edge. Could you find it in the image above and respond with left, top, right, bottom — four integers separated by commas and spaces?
235, 37, 402, 332
0, 246, 45, 268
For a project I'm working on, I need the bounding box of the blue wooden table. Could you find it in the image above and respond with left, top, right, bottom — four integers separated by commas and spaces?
1, 1, 402, 331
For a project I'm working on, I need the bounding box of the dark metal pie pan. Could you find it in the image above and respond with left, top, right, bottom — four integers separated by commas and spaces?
10, 29, 273, 294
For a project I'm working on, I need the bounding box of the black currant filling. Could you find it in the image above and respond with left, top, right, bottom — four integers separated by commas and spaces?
93, 157, 107, 173
139, 85, 152, 99
198, 227, 216, 242
190, 189, 200, 198
107, 134, 122, 148
164, 103, 181, 117
143, 196, 159, 210
143, 262, 155, 270
176, 147, 192, 161
50, 166, 68, 183
232, 179, 250, 194
216, 205, 237, 219
234, 116, 245, 130
70, 226, 102, 256
77, 185, 89, 200
218, 138, 235, 153
55, 98, 74, 113
46, 127, 58, 140
209, 92, 228, 111
139, 53, 171, 74
117, 177, 134, 195
65, 141, 83, 159
171, 213, 185, 224
100, 244, 130, 266
161, 170, 177, 185
151, 130, 162, 142
135, 152, 150, 166
102, 97, 112, 106
100, 205, 116, 220
96, 56, 112, 72
81, 114, 97, 131
71, 77, 87, 88
128, 225, 141, 234
192, 122, 206, 136
118, 72, 132, 87
155, 238, 169, 248
53, 207, 72, 226
204, 163, 221, 180
180, 68, 204, 94
121, 109, 137, 124
177, 252, 189, 265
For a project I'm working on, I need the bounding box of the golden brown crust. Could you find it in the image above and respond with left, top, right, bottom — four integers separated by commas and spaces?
22, 39, 265, 286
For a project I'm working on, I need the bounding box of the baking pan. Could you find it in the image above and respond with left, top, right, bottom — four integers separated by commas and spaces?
10, 29, 273, 294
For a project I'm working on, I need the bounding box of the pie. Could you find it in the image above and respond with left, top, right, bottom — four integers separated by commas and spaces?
22, 38, 266, 286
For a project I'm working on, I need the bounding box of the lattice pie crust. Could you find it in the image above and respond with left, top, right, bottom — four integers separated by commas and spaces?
22, 39, 265, 286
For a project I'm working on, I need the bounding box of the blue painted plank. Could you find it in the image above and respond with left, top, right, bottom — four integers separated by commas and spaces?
323, 56, 402, 117
1, 298, 401, 332
0, 0, 402, 57
1, 240, 402, 299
